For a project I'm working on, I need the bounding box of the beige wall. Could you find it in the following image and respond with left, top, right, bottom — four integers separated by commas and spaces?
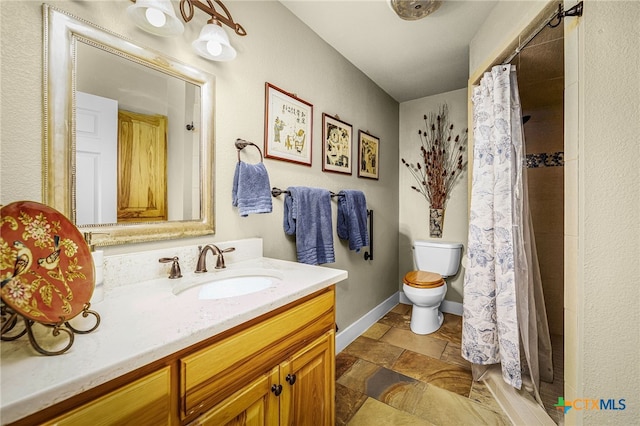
471, 0, 640, 424
572, 1, 640, 424
398, 88, 468, 304
0, 1, 400, 332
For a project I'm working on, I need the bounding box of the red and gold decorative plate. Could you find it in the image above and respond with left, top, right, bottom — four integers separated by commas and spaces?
1, 201, 95, 324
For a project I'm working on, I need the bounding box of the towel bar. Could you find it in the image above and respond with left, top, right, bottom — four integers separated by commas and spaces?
271, 187, 291, 197
271, 187, 346, 198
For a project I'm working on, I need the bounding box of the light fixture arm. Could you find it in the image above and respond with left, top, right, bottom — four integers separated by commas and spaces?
179, 0, 247, 36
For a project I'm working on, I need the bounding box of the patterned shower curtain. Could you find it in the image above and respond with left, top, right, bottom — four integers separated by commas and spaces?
462, 65, 552, 403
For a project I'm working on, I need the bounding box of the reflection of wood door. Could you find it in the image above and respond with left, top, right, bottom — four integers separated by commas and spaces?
117, 110, 168, 222
76, 92, 118, 225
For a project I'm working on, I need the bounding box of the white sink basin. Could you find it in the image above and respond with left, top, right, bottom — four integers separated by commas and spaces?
172, 269, 282, 299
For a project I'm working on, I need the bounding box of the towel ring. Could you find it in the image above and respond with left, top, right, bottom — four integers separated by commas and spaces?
235, 138, 264, 162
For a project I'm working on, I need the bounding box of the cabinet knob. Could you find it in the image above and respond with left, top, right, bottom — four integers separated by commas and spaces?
271, 384, 283, 396
286, 374, 297, 385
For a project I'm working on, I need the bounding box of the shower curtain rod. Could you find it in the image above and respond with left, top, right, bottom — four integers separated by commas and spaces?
502, 1, 583, 65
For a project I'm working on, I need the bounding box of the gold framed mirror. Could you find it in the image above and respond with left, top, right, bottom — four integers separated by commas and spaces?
43, 5, 215, 246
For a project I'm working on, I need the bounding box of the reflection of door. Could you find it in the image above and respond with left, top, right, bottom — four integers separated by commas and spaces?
117, 110, 168, 222
76, 92, 118, 225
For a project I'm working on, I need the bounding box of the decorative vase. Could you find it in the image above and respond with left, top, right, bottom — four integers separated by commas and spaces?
429, 208, 444, 238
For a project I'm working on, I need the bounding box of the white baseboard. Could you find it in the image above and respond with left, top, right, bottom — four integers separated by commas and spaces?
335, 292, 399, 354
399, 292, 463, 316
336, 292, 464, 354
442, 299, 463, 316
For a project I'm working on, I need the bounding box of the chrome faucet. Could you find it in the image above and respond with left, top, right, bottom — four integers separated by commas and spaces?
195, 244, 236, 273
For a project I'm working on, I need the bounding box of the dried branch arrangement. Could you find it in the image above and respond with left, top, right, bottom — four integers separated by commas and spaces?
402, 104, 468, 210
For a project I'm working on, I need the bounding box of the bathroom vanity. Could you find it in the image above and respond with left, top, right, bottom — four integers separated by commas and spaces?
0, 240, 347, 425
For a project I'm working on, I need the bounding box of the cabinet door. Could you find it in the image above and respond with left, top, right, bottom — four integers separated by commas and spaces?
43, 367, 172, 426
190, 367, 280, 426
280, 331, 335, 426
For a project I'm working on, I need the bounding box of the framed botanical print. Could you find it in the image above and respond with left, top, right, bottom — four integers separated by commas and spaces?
358, 130, 379, 180
322, 113, 352, 174
264, 82, 313, 166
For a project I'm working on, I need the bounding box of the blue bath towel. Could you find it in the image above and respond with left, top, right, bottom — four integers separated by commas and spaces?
283, 187, 335, 265
232, 161, 272, 217
337, 190, 369, 252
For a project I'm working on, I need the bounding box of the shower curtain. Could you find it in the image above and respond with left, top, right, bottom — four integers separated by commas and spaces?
462, 65, 553, 404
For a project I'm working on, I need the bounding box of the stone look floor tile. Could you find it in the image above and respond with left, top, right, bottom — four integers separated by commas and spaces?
380, 327, 447, 359
440, 341, 472, 370
347, 398, 436, 426
336, 352, 359, 380
336, 305, 514, 426
391, 304, 412, 315
365, 366, 427, 413
362, 322, 391, 340
378, 311, 412, 330
412, 384, 511, 426
338, 358, 428, 414
430, 313, 463, 345
392, 350, 473, 397
342, 336, 404, 369
335, 383, 367, 426
337, 359, 382, 394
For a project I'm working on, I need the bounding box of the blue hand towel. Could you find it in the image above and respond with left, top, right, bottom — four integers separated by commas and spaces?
283, 187, 335, 265
232, 161, 272, 217
337, 190, 369, 252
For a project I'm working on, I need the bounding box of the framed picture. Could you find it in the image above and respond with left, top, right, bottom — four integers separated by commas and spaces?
322, 113, 352, 174
358, 130, 380, 180
264, 82, 313, 166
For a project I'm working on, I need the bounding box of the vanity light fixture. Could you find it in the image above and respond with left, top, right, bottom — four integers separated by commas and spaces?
191, 17, 237, 61
127, 0, 185, 36
128, 0, 246, 61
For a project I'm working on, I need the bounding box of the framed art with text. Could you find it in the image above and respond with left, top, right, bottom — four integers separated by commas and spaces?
264, 82, 313, 166
322, 113, 352, 174
358, 130, 379, 180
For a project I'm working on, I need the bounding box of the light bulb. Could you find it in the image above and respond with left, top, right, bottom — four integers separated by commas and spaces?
206, 40, 223, 56
145, 7, 167, 28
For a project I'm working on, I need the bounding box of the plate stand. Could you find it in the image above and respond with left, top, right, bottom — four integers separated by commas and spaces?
1, 302, 100, 356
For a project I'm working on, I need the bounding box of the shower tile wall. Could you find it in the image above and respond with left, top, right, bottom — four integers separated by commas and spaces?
515, 22, 565, 336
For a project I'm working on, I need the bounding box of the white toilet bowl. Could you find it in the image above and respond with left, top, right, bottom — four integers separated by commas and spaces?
402, 271, 447, 334
404, 240, 462, 335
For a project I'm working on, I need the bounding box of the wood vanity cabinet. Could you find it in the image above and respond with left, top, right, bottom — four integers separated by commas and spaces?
13, 287, 335, 426
181, 287, 335, 425
190, 331, 334, 426
41, 366, 173, 425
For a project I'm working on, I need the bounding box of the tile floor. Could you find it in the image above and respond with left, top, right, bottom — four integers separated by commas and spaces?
336, 304, 564, 425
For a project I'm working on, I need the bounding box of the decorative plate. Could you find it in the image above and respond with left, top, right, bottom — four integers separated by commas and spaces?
1, 201, 95, 324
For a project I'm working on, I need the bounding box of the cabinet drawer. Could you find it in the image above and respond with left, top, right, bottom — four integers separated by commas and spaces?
43, 366, 172, 426
180, 288, 335, 420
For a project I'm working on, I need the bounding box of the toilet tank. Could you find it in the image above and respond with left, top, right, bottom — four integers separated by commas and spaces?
413, 240, 463, 277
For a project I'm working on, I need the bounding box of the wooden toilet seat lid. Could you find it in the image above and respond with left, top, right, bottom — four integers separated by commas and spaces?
403, 271, 445, 289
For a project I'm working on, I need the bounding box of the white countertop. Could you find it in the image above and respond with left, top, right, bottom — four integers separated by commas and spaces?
0, 257, 347, 424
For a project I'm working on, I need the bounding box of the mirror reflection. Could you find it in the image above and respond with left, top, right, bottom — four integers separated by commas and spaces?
75, 42, 201, 225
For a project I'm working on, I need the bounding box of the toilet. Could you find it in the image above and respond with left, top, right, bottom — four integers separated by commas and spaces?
403, 240, 463, 335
